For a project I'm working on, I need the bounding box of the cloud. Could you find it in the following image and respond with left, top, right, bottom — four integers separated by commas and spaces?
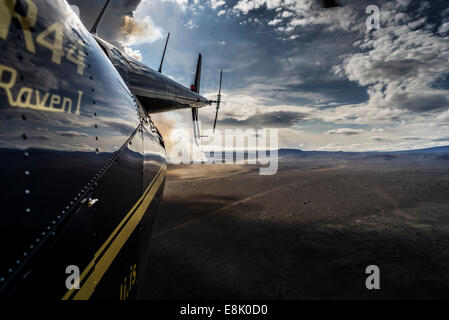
268, 19, 282, 26
438, 22, 449, 35
281, 11, 294, 18
390, 91, 449, 113
123, 46, 143, 61
336, 2, 449, 114
161, 0, 189, 10
233, 0, 283, 15
68, 0, 164, 49
433, 136, 449, 142
56, 131, 89, 138
401, 136, 422, 141
220, 111, 307, 128
68, 0, 145, 46
119, 15, 164, 46
33, 135, 51, 141
76, 143, 93, 151
371, 136, 388, 142
326, 128, 366, 135
102, 118, 138, 136
232, 0, 360, 33
318, 141, 344, 151
185, 20, 199, 29
437, 109, 449, 121
69, 0, 449, 152
210, 0, 226, 10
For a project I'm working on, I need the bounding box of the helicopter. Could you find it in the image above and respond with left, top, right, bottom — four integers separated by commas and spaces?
0, 0, 221, 299
0, 0, 340, 300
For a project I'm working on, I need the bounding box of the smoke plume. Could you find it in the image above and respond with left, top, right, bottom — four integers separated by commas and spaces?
151, 114, 177, 155
68, 0, 174, 146
68, 0, 161, 48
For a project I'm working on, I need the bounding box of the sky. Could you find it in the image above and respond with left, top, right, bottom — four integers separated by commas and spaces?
68, 0, 449, 152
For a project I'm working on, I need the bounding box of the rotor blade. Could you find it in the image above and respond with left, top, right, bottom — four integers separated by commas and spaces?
90, 0, 111, 34
193, 54, 202, 93
218, 69, 223, 95
158, 33, 170, 73
192, 107, 200, 145
213, 108, 219, 133
213, 70, 223, 133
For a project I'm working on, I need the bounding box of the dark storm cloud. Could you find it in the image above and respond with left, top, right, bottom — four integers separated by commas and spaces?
338, 1, 449, 115
369, 59, 425, 82
391, 92, 449, 113
220, 111, 306, 128
68, 0, 142, 45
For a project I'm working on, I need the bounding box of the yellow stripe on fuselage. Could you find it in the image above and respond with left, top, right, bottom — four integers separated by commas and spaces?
62, 164, 166, 300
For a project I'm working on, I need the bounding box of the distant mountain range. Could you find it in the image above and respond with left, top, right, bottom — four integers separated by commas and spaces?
392, 145, 449, 154
203, 146, 449, 159
278, 145, 449, 156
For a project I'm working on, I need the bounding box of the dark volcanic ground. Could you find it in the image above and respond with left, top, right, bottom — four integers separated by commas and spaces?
139, 155, 449, 299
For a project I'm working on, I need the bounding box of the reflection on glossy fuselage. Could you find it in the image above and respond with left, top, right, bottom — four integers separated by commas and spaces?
93, 35, 210, 114
0, 0, 167, 299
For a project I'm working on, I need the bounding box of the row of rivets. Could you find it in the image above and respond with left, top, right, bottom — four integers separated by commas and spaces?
1, 125, 139, 284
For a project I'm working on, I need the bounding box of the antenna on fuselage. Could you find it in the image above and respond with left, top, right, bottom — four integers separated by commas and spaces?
90, 0, 111, 34
158, 33, 170, 73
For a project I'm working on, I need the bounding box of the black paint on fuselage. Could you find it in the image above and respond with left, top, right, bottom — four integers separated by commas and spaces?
93, 35, 210, 114
0, 0, 173, 300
